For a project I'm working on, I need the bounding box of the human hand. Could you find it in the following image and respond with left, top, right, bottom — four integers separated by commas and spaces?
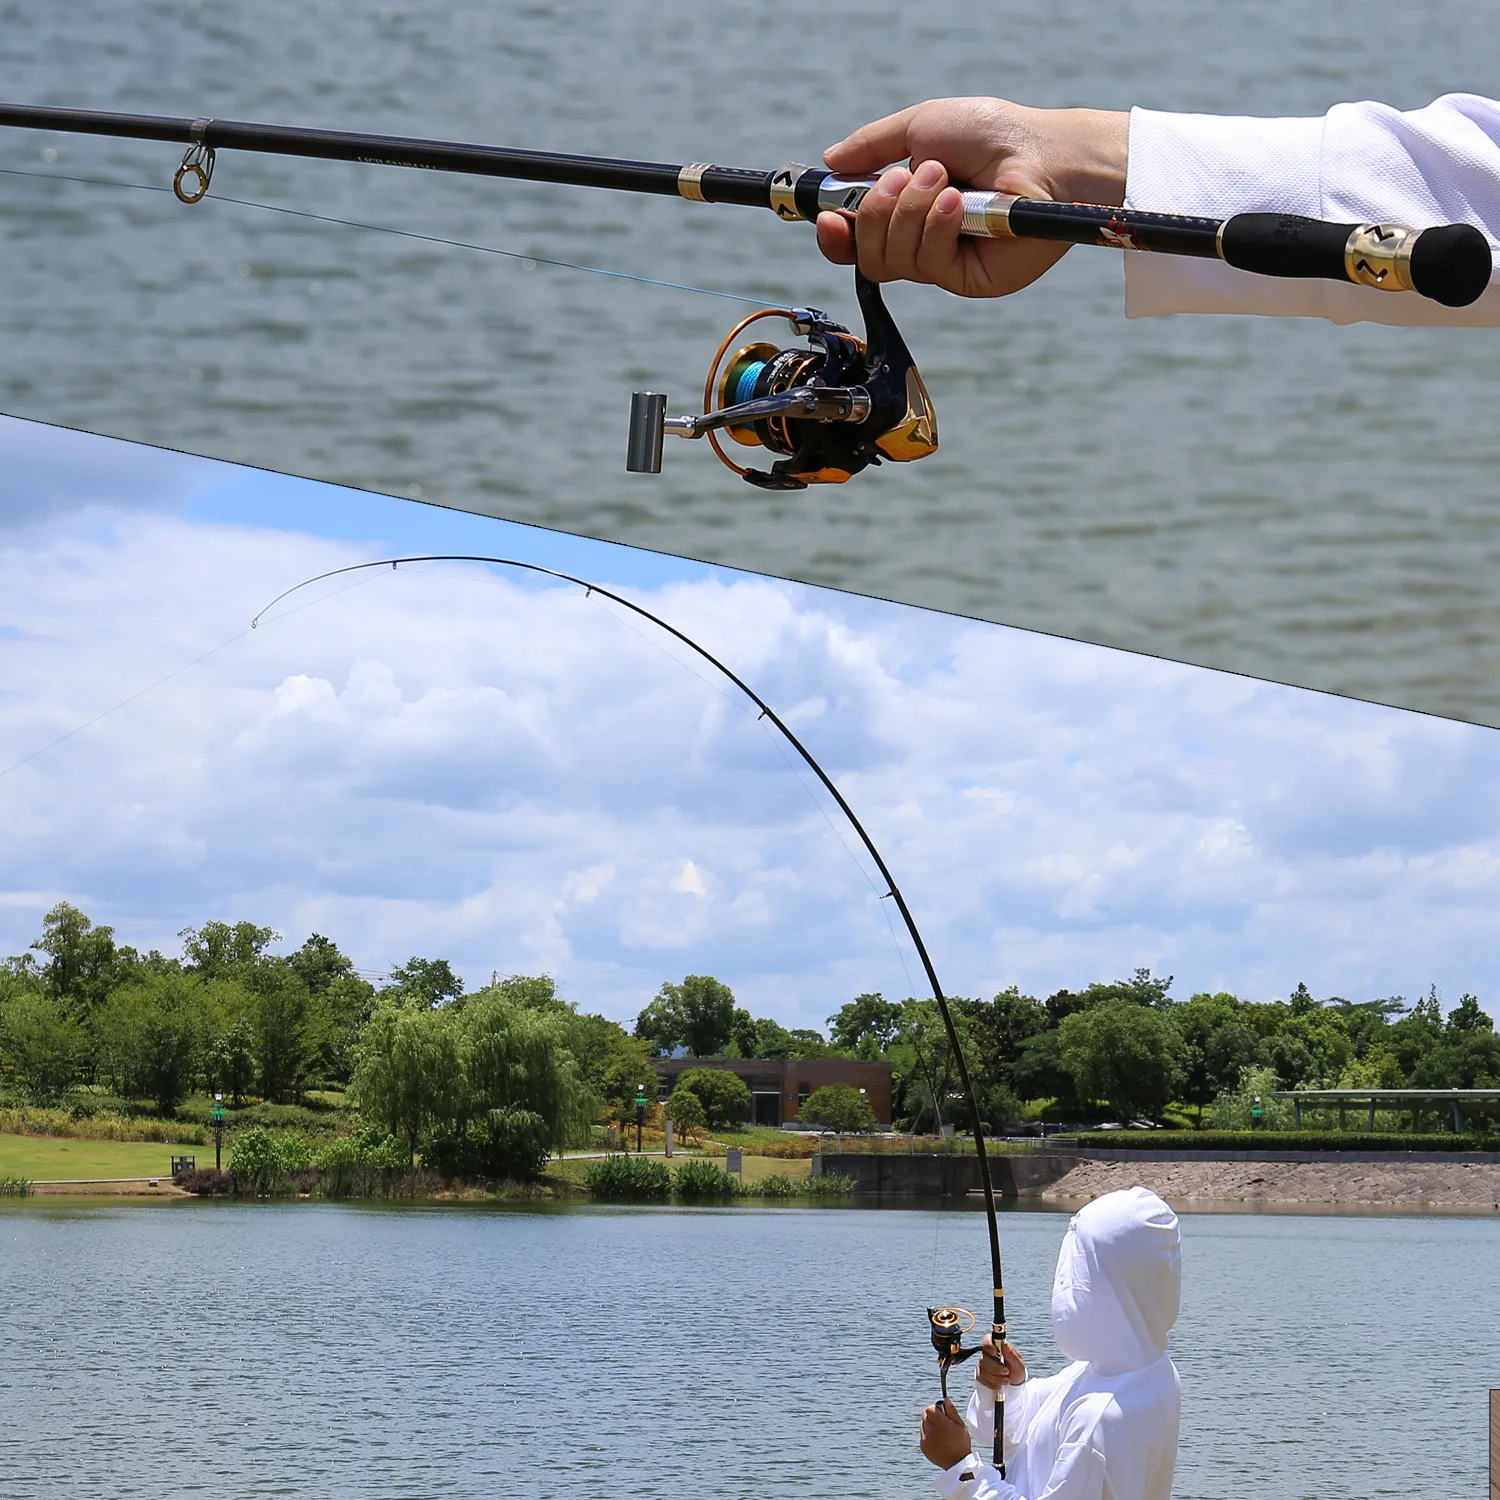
976, 1333, 1027, 1391
815, 97, 1128, 297
920, 1398, 975, 1471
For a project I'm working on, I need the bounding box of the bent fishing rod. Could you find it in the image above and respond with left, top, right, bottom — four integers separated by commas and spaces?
253, 553, 1011, 1473
2, 103, 1491, 498
1, 103, 1491, 498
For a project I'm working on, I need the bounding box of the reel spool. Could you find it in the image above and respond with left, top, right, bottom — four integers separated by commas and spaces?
928, 1305, 980, 1405
626, 270, 938, 491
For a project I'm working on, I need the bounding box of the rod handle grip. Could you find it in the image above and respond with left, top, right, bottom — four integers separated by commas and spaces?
1219, 213, 1492, 307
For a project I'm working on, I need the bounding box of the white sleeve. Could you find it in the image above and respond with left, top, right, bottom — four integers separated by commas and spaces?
1122, 93, 1500, 325
931, 1433, 1107, 1500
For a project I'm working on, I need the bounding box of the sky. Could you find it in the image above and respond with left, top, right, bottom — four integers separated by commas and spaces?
2, 412, 1498, 1032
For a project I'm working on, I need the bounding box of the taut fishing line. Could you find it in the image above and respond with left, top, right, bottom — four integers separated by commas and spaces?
0, 164, 767, 305
0, 570, 381, 781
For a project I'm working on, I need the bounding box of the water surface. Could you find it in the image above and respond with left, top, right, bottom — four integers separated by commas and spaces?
4, 3, 1500, 723
1, 1201, 1494, 1498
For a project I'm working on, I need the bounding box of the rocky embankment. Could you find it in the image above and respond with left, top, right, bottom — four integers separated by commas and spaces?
1041, 1156, 1500, 1210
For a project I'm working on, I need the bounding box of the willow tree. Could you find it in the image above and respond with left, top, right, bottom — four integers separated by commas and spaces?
350, 1004, 463, 1161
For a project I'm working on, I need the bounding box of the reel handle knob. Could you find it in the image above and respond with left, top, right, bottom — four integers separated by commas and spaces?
626, 391, 668, 474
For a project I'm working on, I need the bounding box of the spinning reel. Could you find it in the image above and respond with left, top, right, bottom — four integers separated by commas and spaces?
928, 1305, 981, 1406
625, 269, 938, 490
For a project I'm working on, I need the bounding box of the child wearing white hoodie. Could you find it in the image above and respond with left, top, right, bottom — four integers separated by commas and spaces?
920, 1186, 1183, 1500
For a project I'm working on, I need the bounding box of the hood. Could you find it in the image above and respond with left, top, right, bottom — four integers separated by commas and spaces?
1050, 1186, 1181, 1375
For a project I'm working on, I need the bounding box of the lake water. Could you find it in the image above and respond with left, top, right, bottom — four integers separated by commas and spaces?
1, 1201, 1495, 1498
4, 3, 1500, 726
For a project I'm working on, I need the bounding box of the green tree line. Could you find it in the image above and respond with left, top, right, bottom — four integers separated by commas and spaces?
0, 905, 655, 1169
632, 966, 1497, 1130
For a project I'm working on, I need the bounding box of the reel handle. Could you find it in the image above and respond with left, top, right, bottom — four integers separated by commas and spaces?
626, 392, 667, 473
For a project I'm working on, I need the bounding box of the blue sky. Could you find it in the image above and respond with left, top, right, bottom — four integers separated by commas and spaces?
2, 412, 1497, 1030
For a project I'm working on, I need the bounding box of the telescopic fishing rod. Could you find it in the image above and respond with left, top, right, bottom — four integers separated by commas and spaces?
251, 552, 1010, 1475
3, 101, 1490, 495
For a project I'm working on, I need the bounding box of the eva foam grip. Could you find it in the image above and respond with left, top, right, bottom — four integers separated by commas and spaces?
1220, 213, 1493, 307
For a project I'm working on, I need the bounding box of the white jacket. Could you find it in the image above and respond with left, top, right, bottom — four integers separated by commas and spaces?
934, 1187, 1181, 1500
1123, 93, 1500, 325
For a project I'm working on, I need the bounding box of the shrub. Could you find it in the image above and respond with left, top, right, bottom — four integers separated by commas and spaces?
584, 1154, 673, 1200
798, 1085, 877, 1134
227, 1126, 312, 1195
750, 1172, 799, 1198
174, 1167, 233, 1197
0, 1105, 207, 1145
803, 1172, 855, 1199
0, 1176, 31, 1198
423, 1108, 554, 1185
673, 1159, 740, 1200
665, 1087, 706, 1143
676, 1068, 751, 1129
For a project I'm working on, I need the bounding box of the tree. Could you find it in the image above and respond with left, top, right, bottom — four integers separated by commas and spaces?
827, 993, 902, 1055
1172, 992, 1259, 1124
384, 956, 464, 1009
666, 1086, 706, 1142
247, 965, 323, 1103
30, 902, 130, 1021
286, 933, 356, 994
0, 987, 86, 1103
1009, 1028, 1075, 1105
798, 1084, 877, 1133
319, 974, 377, 1084
350, 1004, 464, 1160
180, 920, 280, 978
96, 971, 205, 1115
746, 1016, 797, 1057
205, 1014, 257, 1106
656, 975, 736, 1056
1258, 1032, 1317, 1089
1447, 994, 1493, 1035
1077, 968, 1175, 1010
1288, 981, 1318, 1017
889, 997, 974, 1131
456, 991, 592, 1149
634, 994, 683, 1057
563, 1012, 655, 1112
675, 1066, 751, 1129
1208, 1064, 1294, 1130
1058, 1001, 1185, 1121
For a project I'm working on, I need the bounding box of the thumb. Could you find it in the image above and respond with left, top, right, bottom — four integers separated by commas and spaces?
942, 1398, 962, 1423
823, 105, 920, 172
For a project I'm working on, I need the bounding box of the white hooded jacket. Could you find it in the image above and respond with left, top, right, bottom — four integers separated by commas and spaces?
934, 1187, 1182, 1500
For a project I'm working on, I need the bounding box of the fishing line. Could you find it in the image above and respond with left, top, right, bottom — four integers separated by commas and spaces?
0, 569, 380, 781
0, 163, 768, 305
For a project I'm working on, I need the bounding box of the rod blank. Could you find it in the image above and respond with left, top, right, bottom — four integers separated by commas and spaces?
1, 101, 1490, 305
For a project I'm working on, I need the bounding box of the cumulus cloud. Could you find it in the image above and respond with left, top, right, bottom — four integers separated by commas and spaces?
1, 497, 1497, 1029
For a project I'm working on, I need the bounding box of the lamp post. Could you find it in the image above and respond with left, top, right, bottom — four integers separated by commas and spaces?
634, 1084, 648, 1154
1251, 1095, 1263, 1129
211, 1092, 226, 1171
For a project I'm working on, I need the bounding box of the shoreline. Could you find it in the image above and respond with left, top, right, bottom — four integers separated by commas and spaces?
1035, 1156, 1500, 1212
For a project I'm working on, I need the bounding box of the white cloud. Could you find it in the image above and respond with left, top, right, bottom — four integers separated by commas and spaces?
2, 494, 1498, 1030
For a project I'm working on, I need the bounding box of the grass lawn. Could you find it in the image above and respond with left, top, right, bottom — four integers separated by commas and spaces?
0, 1132, 203, 1182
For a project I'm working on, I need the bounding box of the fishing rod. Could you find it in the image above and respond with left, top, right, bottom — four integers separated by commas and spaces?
4, 100, 1489, 493
251, 552, 1011, 1472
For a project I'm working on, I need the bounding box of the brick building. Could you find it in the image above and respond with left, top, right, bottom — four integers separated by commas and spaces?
652, 1056, 892, 1127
